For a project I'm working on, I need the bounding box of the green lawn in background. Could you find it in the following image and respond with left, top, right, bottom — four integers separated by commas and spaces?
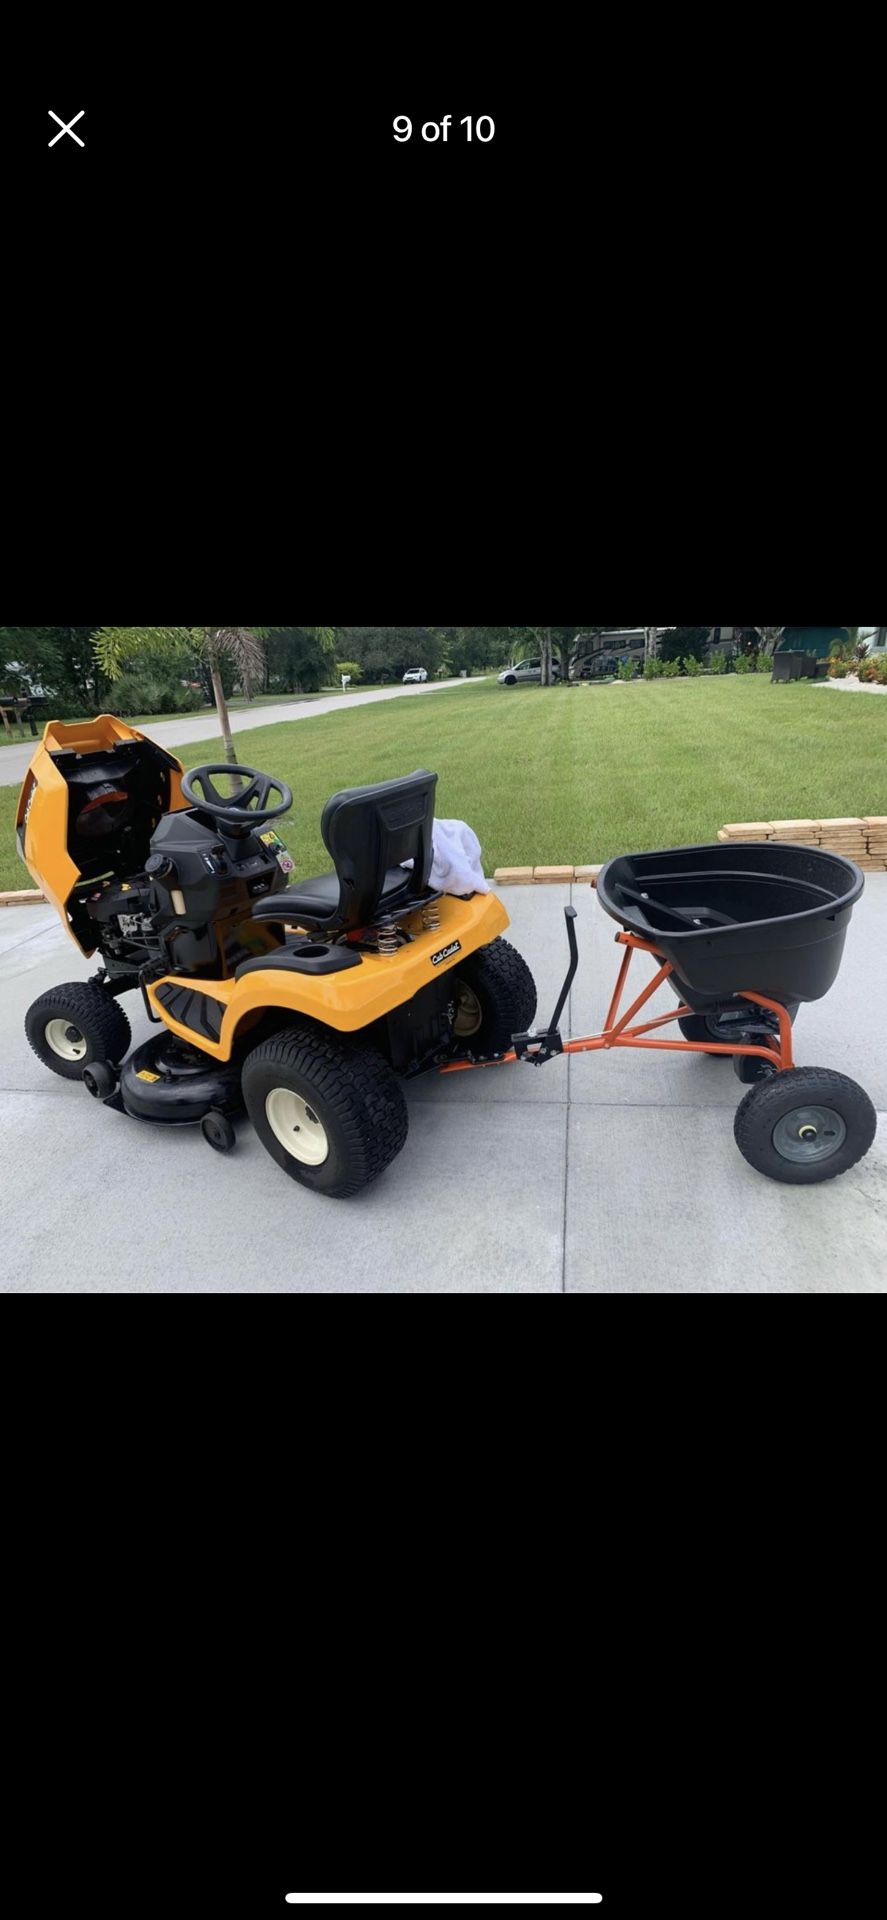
2, 677, 886, 895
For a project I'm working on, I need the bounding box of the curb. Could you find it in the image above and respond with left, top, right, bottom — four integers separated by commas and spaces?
0, 889, 46, 907
493, 867, 604, 887
718, 817, 887, 872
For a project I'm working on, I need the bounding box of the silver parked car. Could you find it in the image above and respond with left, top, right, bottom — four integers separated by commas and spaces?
402, 668, 428, 684
498, 658, 562, 685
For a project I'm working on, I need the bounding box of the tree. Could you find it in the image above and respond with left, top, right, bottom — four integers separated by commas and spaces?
486, 626, 558, 684
335, 627, 445, 682
658, 627, 710, 665
756, 627, 785, 657
439, 627, 509, 675
266, 627, 337, 695
0, 626, 107, 708
520, 626, 637, 681
94, 626, 334, 763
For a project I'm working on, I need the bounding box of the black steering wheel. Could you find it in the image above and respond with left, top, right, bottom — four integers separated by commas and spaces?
181, 763, 293, 828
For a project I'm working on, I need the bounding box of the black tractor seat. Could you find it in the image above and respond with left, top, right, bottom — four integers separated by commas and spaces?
251, 769, 440, 936
257, 866, 421, 926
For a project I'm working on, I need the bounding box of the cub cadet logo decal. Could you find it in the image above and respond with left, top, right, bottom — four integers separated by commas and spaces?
431, 939, 462, 967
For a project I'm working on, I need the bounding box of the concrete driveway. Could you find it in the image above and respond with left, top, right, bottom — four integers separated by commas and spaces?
2, 881, 885, 1292
0, 679, 481, 790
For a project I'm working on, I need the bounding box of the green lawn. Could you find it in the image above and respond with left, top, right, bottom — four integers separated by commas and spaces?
3, 678, 886, 894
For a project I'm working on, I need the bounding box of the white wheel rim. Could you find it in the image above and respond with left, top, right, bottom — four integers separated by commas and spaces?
265, 1088, 330, 1166
45, 1018, 88, 1062
454, 982, 483, 1039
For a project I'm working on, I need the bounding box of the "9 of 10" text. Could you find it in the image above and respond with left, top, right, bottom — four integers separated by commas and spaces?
393, 115, 495, 143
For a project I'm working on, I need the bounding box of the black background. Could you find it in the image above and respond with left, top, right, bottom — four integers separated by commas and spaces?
1, 19, 878, 1918
5, 1335, 878, 1920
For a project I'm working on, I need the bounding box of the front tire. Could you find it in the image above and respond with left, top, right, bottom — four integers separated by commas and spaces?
734, 1067, 877, 1185
451, 938, 537, 1055
25, 983, 132, 1083
242, 1026, 409, 1197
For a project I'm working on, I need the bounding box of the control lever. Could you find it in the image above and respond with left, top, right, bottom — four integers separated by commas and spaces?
513, 906, 579, 1065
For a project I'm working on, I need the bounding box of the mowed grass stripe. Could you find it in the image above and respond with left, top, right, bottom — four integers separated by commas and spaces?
1, 677, 885, 893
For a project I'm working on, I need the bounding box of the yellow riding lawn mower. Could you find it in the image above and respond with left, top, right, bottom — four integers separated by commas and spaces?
16, 717, 537, 1196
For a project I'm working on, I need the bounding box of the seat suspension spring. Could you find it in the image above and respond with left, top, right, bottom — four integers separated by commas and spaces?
422, 902, 441, 932
375, 917, 400, 955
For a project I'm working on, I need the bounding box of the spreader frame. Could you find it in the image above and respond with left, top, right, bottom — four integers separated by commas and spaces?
441, 914, 795, 1078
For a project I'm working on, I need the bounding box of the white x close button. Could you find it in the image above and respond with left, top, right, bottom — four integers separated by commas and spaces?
48, 110, 85, 147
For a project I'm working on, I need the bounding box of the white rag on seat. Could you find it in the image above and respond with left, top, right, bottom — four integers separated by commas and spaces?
403, 818, 490, 896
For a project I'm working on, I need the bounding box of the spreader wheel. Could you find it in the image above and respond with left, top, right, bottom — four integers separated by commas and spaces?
734, 1067, 877, 1185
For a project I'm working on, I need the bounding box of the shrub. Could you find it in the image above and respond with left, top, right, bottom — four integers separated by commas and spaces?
662, 659, 681, 678
106, 670, 204, 717
734, 654, 753, 675
617, 659, 636, 681
756, 653, 773, 673
709, 650, 727, 675
682, 655, 701, 676
107, 673, 170, 716
644, 658, 664, 679
336, 661, 362, 683
829, 664, 849, 679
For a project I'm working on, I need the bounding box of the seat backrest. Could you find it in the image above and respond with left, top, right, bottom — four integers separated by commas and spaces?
321, 770, 438, 931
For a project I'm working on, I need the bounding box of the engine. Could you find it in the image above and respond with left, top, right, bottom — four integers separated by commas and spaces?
82, 808, 289, 982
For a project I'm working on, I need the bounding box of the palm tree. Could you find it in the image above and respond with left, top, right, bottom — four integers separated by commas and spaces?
94, 626, 335, 764
756, 627, 786, 657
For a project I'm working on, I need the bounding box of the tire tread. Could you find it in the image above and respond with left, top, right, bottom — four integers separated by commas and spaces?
25, 983, 132, 1081
734, 1066, 877, 1185
243, 1027, 409, 1197
454, 938, 537, 1054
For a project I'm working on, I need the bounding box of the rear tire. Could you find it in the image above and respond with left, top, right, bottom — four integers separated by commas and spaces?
242, 1026, 409, 1197
25, 983, 132, 1082
451, 938, 537, 1054
734, 1067, 877, 1185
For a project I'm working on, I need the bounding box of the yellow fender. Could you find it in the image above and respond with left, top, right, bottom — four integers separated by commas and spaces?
147, 891, 511, 1061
